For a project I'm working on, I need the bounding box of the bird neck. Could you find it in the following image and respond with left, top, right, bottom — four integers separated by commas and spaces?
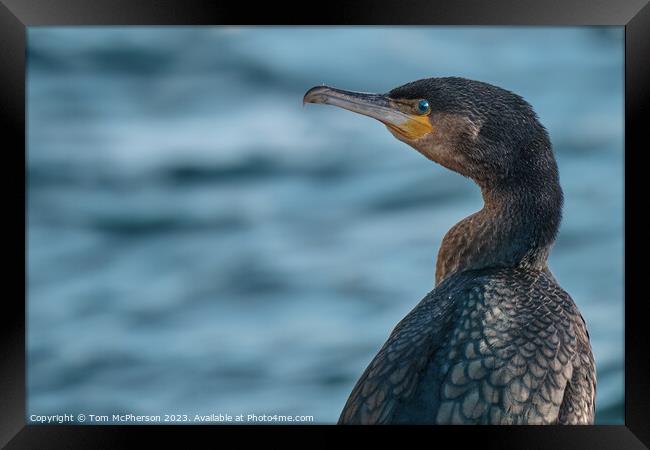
435, 173, 563, 286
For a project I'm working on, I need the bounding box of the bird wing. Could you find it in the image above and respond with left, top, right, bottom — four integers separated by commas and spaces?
434, 269, 596, 424
338, 268, 596, 425
557, 313, 597, 424
337, 274, 466, 424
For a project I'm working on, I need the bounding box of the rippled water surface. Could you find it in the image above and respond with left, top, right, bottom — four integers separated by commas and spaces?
27, 27, 624, 423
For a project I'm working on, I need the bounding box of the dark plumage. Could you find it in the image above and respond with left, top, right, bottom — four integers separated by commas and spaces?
303, 77, 596, 424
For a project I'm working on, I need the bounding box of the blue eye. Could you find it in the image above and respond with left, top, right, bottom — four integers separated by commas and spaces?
417, 99, 430, 114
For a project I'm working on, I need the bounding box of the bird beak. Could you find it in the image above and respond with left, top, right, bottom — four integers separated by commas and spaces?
303, 86, 433, 141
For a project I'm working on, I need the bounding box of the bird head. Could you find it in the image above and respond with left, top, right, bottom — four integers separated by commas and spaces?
304, 77, 553, 189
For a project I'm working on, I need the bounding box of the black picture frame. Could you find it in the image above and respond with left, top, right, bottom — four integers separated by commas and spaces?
2, 0, 648, 447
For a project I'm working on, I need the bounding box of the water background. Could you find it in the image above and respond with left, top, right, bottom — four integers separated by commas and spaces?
27, 27, 624, 424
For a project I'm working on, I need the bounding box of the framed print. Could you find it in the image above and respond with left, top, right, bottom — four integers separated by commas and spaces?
2, 0, 648, 447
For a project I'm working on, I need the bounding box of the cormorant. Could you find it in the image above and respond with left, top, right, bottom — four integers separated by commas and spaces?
303, 77, 596, 425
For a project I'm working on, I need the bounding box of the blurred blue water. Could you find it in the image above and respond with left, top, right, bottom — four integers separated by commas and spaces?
27, 27, 624, 424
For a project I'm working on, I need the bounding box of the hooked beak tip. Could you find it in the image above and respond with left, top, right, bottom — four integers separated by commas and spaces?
303, 86, 333, 105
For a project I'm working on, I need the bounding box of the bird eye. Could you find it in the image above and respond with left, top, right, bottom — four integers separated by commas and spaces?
417, 99, 430, 114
